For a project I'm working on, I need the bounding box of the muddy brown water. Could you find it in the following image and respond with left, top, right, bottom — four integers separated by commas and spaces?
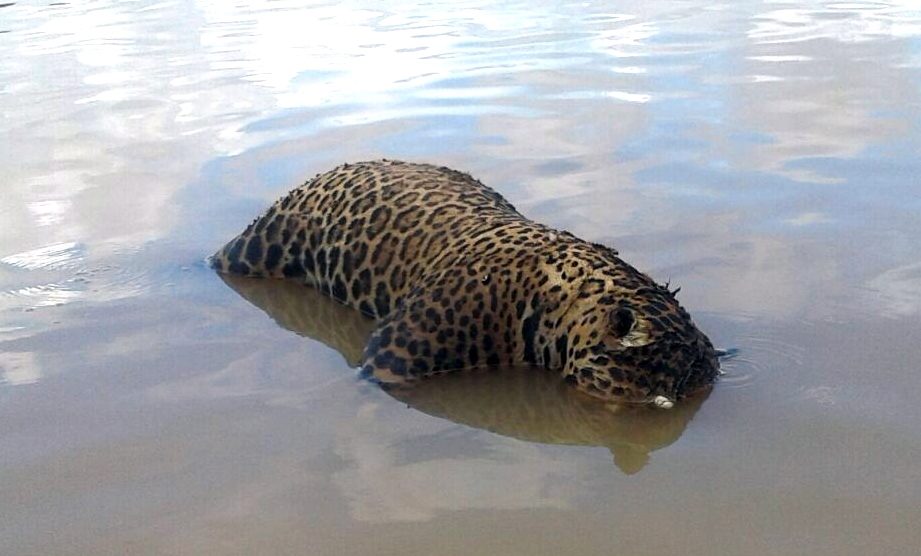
2, 1, 921, 555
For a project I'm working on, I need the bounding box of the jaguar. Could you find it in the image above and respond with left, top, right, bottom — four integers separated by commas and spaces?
212, 160, 721, 407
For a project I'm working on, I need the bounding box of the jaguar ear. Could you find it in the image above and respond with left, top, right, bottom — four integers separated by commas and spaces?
609, 308, 635, 338
603, 307, 651, 349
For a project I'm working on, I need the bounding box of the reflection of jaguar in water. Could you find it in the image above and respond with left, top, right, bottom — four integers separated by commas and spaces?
221, 275, 708, 474
213, 160, 720, 406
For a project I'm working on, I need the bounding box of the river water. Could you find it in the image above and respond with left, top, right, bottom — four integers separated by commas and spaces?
2, 1, 920, 554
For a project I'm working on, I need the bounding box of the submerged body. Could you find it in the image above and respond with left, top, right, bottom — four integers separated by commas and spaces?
220, 273, 707, 473
212, 160, 720, 405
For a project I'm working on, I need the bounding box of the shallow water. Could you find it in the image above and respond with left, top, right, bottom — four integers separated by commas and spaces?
2, 1, 921, 554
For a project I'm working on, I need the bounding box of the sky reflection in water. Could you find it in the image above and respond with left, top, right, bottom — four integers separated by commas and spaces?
1, 1, 921, 555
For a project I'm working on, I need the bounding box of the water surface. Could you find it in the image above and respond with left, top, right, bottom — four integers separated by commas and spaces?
2, 1, 921, 555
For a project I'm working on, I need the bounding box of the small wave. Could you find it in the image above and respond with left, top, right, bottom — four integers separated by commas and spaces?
0, 259, 157, 313
0, 283, 83, 310
716, 334, 805, 390
0, 242, 84, 271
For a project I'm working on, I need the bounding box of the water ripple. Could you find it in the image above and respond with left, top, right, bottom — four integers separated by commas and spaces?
717, 334, 807, 391
0, 242, 83, 271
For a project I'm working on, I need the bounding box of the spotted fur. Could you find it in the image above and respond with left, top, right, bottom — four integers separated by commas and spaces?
212, 160, 720, 405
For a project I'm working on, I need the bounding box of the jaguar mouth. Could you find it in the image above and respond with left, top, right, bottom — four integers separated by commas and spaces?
668, 342, 722, 404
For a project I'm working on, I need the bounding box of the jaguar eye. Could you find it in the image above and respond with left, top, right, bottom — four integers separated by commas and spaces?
610, 308, 635, 338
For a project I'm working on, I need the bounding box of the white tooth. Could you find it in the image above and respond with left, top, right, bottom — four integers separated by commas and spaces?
653, 395, 674, 409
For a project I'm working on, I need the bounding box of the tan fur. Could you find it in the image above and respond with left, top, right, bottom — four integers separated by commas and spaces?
213, 160, 719, 404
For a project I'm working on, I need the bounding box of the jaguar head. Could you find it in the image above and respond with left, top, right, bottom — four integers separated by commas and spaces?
564, 276, 720, 408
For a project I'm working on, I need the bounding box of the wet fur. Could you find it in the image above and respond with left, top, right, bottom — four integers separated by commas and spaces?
212, 160, 719, 404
